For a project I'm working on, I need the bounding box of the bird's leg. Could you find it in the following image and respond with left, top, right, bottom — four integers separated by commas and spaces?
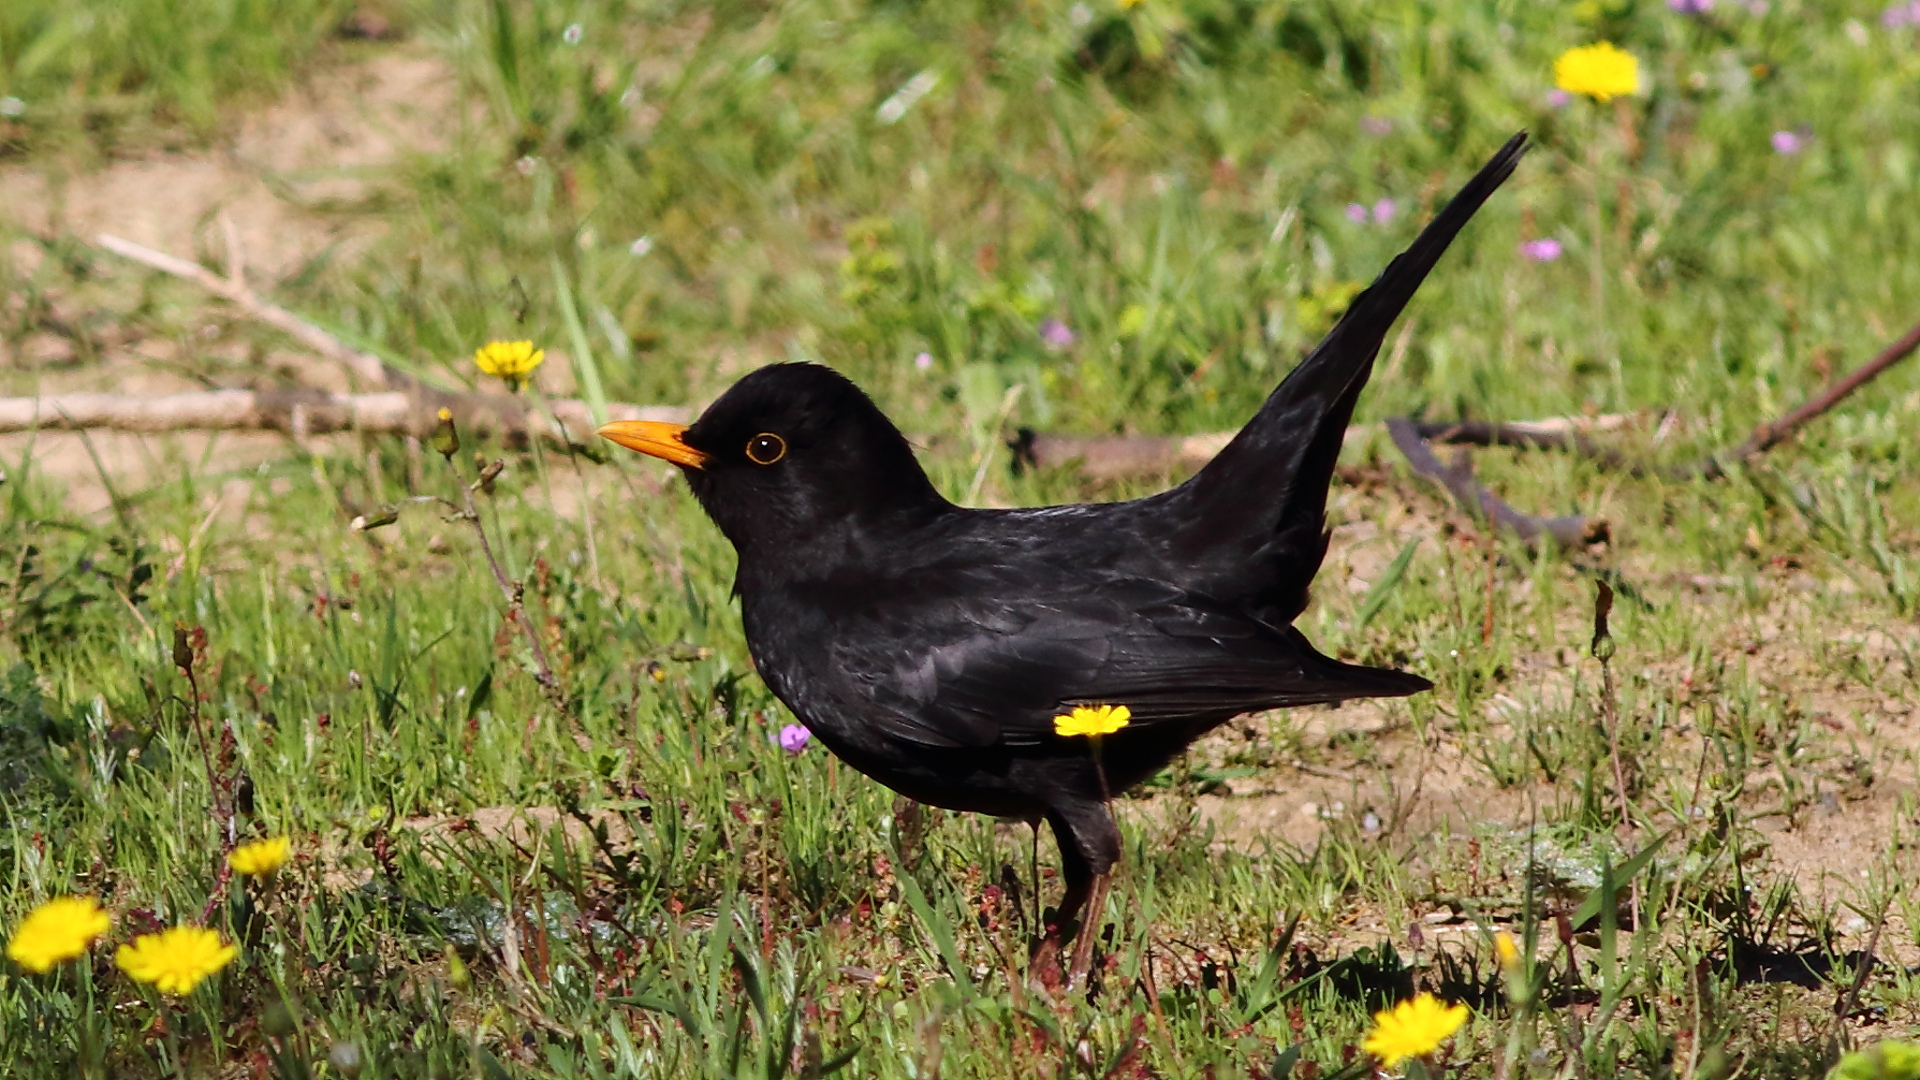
1065, 872, 1110, 989
1030, 825, 1092, 982
1052, 800, 1121, 990
1028, 820, 1042, 939
1033, 801, 1120, 991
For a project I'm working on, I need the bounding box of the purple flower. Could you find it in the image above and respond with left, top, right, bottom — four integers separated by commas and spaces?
1546, 88, 1572, 109
1372, 198, 1397, 224
1770, 129, 1807, 155
1883, 1, 1920, 28
913, 351, 934, 371
1668, 0, 1713, 12
1359, 116, 1392, 136
1345, 202, 1369, 224
1039, 319, 1076, 349
1519, 238, 1564, 262
777, 724, 811, 754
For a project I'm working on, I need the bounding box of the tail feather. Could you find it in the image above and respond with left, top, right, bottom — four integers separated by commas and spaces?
1174, 132, 1528, 623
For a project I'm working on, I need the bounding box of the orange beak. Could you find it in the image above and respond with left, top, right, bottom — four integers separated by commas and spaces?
596, 421, 710, 469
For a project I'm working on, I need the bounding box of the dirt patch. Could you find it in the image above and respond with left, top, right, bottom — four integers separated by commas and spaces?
0, 47, 462, 513
404, 805, 637, 854
1114, 484, 1920, 920
320, 805, 637, 891
0, 49, 455, 282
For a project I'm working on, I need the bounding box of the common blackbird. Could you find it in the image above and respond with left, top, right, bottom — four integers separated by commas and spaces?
602, 133, 1526, 985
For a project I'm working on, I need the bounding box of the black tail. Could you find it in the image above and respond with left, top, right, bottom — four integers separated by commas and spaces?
1171, 132, 1527, 624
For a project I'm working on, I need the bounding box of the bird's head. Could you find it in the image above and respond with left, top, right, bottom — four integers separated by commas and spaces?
598, 363, 948, 561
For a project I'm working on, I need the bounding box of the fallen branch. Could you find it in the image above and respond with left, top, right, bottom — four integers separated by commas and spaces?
0, 390, 688, 445
1694, 316, 1920, 479
1009, 413, 1637, 482
97, 234, 406, 391
1404, 416, 1641, 473
1008, 428, 1236, 482
1385, 417, 1604, 549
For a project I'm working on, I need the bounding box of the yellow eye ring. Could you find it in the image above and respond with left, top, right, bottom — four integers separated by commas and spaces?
745, 433, 787, 465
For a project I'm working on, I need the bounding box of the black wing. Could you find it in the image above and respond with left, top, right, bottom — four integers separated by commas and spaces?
817, 571, 1427, 750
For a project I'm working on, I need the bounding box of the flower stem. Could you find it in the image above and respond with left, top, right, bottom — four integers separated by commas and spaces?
78, 958, 104, 1080
456, 466, 566, 734
1586, 134, 1620, 408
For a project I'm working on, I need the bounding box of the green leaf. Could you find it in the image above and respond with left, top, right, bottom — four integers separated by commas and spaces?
1572, 829, 1671, 929
1829, 1041, 1920, 1080
897, 873, 977, 1000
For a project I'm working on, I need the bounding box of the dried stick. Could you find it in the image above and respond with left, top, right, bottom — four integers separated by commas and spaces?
1406, 417, 1640, 473
1385, 417, 1603, 549
1009, 414, 1636, 482
1387, 316, 1920, 484
1012, 316, 1916, 487
0, 390, 688, 445
1694, 316, 1920, 479
97, 233, 403, 390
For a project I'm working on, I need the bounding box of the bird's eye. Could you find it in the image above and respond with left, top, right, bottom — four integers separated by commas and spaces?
745, 433, 787, 465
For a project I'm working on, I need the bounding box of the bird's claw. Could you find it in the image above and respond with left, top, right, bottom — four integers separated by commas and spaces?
1028, 926, 1068, 993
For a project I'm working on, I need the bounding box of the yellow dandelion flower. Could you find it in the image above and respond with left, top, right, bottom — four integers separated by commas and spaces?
7, 896, 111, 974
115, 926, 236, 996
474, 340, 546, 391
1363, 992, 1469, 1067
1054, 703, 1131, 738
1554, 42, 1640, 103
229, 836, 291, 877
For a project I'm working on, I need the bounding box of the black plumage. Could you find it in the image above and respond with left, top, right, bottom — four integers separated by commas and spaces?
601, 133, 1526, 984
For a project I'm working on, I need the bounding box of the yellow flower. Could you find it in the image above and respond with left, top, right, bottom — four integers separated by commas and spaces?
229, 836, 291, 877
1362, 992, 1469, 1067
7, 896, 111, 974
116, 926, 237, 996
1054, 704, 1131, 738
1554, 42, 1640, 103
474, 340, 545, 390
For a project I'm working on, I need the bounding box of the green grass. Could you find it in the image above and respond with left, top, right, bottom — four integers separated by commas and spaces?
0, 0, 357, 153
5, 0, 1920, 1077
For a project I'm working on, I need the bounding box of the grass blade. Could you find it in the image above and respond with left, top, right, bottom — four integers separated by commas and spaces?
1357, 537, 1421, 627
552, 255, 609, 426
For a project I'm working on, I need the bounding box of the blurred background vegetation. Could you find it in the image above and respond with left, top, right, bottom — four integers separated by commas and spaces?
5, 0, 1916, 440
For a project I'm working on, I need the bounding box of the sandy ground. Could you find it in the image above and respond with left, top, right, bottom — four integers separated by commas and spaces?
0, 51, 453, 282
0, 49, 463, 514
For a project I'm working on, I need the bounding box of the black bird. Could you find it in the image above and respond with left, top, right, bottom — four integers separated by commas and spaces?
602, 134, 1526, 985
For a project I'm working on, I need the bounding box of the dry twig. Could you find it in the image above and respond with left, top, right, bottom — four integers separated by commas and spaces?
1009, 414, 1636, 482
97, 233, 404, 390
1693, 316, 1920, 479
0, 390, 687, 446
1386, 417, 1604, 549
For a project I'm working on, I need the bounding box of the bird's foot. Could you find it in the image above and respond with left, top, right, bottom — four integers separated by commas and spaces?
1028, 925, 1068, 994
